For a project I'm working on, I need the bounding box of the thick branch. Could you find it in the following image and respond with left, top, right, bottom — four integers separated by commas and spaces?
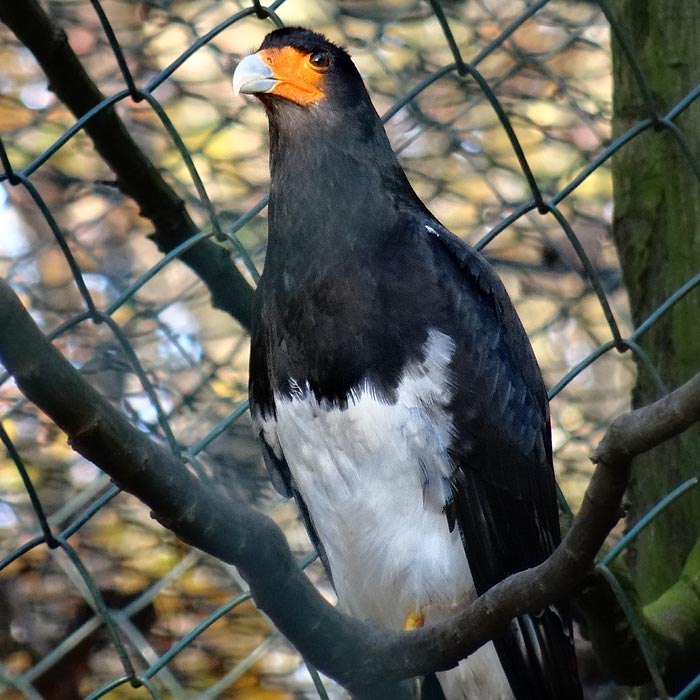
2, 277, 700, 694
575, 553, 674, 686
578, 379, 700, 690
0, 0, 254, 330
578, 544, 700, 693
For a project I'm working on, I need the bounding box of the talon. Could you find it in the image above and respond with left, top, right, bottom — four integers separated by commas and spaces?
403, 610, 424, 630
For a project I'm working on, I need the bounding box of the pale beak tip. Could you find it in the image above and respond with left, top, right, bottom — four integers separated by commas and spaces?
232, 52, 277, 97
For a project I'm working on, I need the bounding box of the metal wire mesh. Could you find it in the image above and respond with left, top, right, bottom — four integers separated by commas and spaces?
0, 1, 698, 698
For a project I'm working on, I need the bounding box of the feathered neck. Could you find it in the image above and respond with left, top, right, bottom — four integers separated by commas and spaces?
261, 96, 418, 277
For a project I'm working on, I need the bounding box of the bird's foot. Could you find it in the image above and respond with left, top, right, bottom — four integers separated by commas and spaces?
403, 609, 425, 631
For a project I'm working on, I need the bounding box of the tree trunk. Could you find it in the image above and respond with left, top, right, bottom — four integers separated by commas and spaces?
611, 0, 700, 603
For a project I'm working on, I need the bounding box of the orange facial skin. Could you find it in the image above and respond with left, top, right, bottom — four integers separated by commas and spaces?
257, 46, 328, 107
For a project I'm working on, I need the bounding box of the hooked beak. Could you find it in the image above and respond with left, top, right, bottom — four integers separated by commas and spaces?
232, 53, 279, 96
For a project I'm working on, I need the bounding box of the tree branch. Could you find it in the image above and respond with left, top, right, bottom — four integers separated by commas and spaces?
0, 0, 254, 330
576, 546, 700, 695
2, 277, 700, 695
591, 373, 700, 465
575, 380, 700, 691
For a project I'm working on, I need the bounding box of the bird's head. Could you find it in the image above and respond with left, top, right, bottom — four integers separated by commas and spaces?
232, 26, 415, 223
232, 27, 367, 115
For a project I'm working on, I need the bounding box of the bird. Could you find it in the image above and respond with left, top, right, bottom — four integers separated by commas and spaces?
233, 27, 582, 700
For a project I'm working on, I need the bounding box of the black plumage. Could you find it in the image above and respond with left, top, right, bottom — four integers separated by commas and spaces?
235, 27, 582, 700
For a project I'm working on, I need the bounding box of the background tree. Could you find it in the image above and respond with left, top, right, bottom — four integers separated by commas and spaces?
594, 1, 700, 695
611, 0, 700, 598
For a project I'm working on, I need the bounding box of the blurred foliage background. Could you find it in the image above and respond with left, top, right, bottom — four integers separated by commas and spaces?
0, 0, 668, 698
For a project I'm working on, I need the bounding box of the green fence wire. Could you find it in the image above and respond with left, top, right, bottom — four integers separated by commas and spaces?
0, 1, 698, 699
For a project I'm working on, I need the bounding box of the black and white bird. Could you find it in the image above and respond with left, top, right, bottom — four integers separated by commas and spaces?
233, 27, 582, 700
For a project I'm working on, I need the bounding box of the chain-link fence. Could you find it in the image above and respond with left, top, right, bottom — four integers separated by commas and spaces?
0, 1, 698, 699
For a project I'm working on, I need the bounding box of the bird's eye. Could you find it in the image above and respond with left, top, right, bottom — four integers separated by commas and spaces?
309, 51, 330, 71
